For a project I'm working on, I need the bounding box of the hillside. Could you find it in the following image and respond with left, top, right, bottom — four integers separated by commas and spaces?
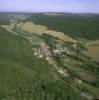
26, 13, 99, 40
0, 27, 85, 100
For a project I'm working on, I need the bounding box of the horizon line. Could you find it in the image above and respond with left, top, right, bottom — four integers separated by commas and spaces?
0, 11, 99, 14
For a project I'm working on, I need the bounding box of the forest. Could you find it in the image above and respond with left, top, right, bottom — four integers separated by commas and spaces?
26, 14, 99, 40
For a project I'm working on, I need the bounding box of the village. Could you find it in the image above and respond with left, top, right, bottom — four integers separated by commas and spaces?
32, 42, 78, 77
32, 42, 77, 61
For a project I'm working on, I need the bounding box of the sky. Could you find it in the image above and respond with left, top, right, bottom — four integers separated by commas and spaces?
0, 0, 99, 13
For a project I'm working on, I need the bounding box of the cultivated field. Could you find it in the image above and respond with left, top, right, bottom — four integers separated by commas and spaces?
1, 21, 76, 43
16, 22, 77, 42
85, 40, 99, 61
86, 45, 99, 61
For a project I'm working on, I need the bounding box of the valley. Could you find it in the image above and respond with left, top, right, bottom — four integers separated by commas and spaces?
0, 13, 99, 100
